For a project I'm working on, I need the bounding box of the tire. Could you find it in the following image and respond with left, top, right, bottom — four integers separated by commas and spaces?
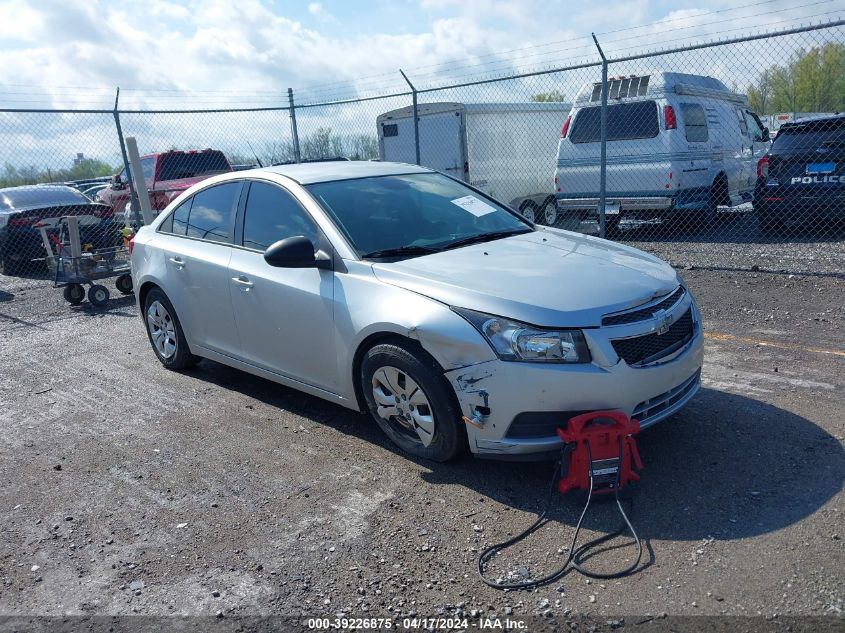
541, 200, 558, 226
87, 284, 110, 307
361, 341, 466, 462
63, 283, 85, 305
0, 253, 22, 277
520, 202, 538, 224
143, 287, 199, 370
115, 273, 133, 295
758, 214, 784, 237
603, 217, 621, 240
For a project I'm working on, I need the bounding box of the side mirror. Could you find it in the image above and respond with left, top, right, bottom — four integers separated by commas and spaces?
264, 236, 332, 270
761, 127, 771, 142
111, 174, 125, 190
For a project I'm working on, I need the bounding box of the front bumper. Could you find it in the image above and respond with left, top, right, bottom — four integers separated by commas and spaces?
444, 314, 704, 458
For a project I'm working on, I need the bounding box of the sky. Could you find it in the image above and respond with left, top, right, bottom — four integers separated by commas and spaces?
0, 0, 842, 169
1, 0, 843, 108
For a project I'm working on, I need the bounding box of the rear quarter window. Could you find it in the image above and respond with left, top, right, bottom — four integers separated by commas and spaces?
569, 100, 659, 143
681, 103, 708, 142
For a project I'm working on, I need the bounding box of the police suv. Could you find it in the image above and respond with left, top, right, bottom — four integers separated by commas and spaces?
754, 113, 845, 235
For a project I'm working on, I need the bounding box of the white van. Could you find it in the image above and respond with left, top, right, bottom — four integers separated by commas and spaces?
378, 102, 569, 225
554, 72, 770, 232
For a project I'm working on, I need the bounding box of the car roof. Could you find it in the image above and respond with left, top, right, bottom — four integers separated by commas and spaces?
779, 112, 845, 130
247, 161, 434, 185
0, 184, 94, 211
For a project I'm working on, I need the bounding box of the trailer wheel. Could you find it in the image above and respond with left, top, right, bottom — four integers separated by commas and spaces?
519, 201, 538, 223
115, 274, 133, 295
63, 283, 85, 305
88, 284, 110, 308
541, 200, 558, 226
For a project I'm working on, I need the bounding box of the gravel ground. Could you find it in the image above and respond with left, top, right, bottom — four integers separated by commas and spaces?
0, 262, 842, 629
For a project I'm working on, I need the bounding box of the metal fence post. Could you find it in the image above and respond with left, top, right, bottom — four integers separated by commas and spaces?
112, 88, 142, 226
399, 70, 421, 166
287, 88, 301, 163
592, 34, 608, 239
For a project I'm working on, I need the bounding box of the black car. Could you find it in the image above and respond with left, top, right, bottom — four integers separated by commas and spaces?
0, 185, 120, 276
754, 114, 845, 235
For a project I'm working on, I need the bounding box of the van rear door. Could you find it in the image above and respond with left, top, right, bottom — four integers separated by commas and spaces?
557, 100, 665, 202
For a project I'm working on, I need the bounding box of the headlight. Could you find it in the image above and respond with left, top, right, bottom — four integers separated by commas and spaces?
453, 308, 590, 363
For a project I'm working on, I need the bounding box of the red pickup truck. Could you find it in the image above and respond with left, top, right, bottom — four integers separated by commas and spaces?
96, 149, 232, 218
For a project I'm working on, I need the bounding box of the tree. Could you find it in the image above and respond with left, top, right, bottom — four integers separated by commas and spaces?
532, 90, 568, 102
745, 43, 845, 114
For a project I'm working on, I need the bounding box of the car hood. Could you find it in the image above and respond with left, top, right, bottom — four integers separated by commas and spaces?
371, 229, 679, 327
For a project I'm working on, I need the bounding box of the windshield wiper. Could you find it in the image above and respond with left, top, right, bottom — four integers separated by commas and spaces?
361, 244, 441, 260
440, 228, 532, 251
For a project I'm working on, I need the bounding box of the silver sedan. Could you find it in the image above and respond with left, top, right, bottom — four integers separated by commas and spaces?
131, 161, 703, 461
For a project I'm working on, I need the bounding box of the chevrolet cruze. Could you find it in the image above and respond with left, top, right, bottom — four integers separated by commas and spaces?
131, 162, 703, 461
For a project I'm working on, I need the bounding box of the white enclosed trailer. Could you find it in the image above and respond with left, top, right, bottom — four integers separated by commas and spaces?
377, 101, 569, 224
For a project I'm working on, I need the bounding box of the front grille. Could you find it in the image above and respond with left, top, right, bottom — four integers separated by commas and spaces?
633, 369, 701, 425
602, 286, 685, 326
505, 410, 590, 439
611, 308, 694, 366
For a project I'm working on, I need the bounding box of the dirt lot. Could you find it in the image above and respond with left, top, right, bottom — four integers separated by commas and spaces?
0, 263, 842, 628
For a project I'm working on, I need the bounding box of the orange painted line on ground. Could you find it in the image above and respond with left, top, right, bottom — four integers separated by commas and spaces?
704, 331, 845, 358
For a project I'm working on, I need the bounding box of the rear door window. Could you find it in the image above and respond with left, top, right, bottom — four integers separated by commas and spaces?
184, 182, 239, 243
569, 100, 659, 143
681, 103, 708, 142
169, 198, 192, 235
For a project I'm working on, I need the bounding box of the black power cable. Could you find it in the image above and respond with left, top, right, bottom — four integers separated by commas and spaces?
478, 439, 643, 590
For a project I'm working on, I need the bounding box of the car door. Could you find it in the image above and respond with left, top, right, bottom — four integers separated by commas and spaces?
155, 181, 242, 356
227, 180, 338, 392
742, 110, 769, 199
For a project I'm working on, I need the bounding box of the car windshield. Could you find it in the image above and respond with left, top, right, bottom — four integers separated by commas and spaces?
0, 186, 89, 210
306, 172, 532, 259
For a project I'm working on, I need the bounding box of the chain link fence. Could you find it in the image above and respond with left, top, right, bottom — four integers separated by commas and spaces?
1, 20, 842, 293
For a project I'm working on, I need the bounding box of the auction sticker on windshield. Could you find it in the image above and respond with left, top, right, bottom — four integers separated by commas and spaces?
451, 195, 496, 217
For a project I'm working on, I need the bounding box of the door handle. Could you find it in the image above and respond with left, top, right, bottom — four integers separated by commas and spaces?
169, 257, 185, 268
232, 276, 254, 289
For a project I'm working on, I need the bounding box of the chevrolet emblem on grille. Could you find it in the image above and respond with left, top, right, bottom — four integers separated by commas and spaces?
653, 309, 670, 335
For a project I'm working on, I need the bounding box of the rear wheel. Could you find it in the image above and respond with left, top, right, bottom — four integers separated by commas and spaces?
143, 288, 199, 370
541, 200, 558, 226
758, 213, 784, 237
361, 341, 466, 462
115, 273, 133, 295
603, 217, 621, 240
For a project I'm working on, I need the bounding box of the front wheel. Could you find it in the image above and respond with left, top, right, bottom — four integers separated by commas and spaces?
361, 341, 466, 462
88, 284, 110, 307
520, 202, 538, 223
63, 283, 85, 305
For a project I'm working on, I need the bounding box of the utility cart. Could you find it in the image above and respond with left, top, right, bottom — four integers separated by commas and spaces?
38, 216, 133, 307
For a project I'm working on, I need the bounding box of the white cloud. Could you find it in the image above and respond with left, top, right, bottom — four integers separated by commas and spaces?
0, 0, 838, 170
308, 2, 336, 22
